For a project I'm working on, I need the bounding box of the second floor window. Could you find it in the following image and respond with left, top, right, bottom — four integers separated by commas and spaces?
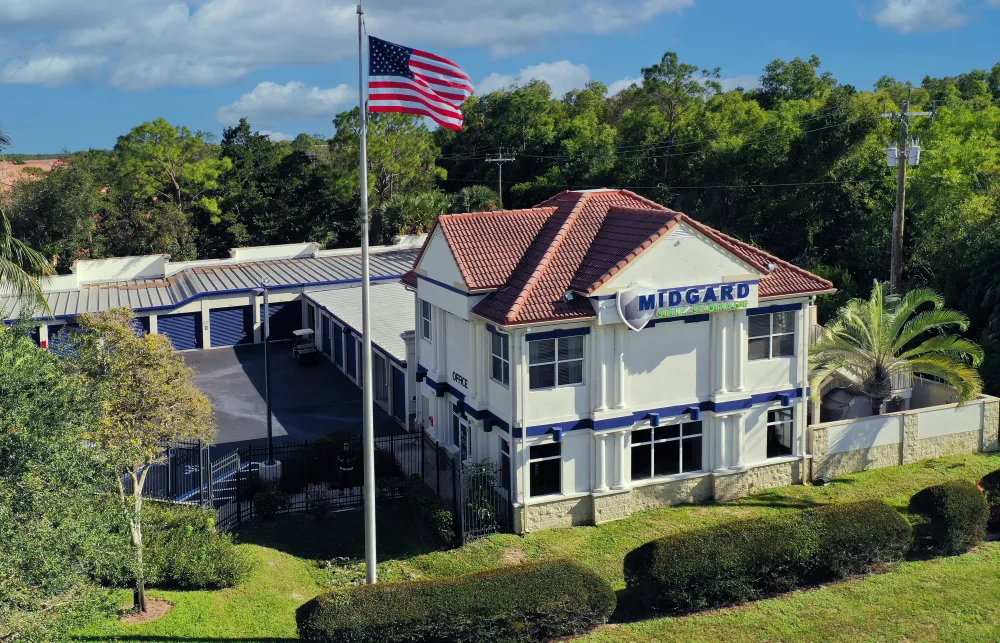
491, 332, 510, 386
528, 335, 584, 390
748, 310, 796, 361
420, 300, 433, 341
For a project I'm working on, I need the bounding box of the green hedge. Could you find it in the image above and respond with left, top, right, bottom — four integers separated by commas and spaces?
93, 502, 253, 590
296, 559, 615, 643
398, 474, 455, 548
978, 469, 1000, 525
624, 500, 912, 614
909, 481, 989, 555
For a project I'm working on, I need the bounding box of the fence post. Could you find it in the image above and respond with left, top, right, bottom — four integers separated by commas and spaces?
436, 443, 441, 495
454, 460, 465, 546
235, 453, 243, 526
304, 440, 310, 509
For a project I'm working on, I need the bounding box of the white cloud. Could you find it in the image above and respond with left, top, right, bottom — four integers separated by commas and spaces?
259, 130, 294, 142
216, 81, 355, 126
606, 76, 643, 95
719, 75, 759, 92
0, 0, 694, 89
872, 0, 966, 32
1, 54, 105, 85
478, 61, 592, 97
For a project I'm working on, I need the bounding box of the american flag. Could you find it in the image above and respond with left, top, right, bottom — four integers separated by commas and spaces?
368, 36, 473, 131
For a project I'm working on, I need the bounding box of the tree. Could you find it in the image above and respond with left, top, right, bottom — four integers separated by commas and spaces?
810, 281, 984, 415
640, 52, 720, 181
114, 119, 232, 217
754, 55, 836, 108
71, 308, 215, 613
217, 118, 285, 252
0, 205, 52, 309
450, 185, 501, 213
0, 324, 115, 640
98, 200, 197, 261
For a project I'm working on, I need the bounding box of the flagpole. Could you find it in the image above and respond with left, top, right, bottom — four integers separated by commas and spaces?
357, 0, 377, 586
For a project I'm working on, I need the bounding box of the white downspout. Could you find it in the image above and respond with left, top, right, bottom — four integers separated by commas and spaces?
515, 328, 530, 533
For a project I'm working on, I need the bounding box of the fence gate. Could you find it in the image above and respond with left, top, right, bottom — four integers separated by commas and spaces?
211, 449, 242, 530
460, 461, 513, 544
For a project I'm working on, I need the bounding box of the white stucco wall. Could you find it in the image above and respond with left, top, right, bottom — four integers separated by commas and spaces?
625, 319, 712, 407
918, 403, 984, 439
827, 415, 903, 454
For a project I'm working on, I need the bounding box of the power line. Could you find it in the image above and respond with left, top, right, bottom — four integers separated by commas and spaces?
484, 147, 516, 206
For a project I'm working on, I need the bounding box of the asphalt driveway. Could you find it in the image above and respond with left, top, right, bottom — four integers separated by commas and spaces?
183, 343, 404, 448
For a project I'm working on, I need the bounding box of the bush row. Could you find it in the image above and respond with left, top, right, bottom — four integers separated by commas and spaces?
296, 558, 615, 643
909, 480, 989, 555
624, 500, 912, 614
93, 501, 253, 590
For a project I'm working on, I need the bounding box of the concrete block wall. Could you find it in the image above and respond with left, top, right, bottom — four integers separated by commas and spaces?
811, 397, 1000, 480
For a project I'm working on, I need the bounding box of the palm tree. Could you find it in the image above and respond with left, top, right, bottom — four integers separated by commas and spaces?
810, 281, 984, 415
0, 205, 52, 307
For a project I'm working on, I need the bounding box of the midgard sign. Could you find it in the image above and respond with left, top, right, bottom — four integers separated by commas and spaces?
617, 281, 759, 331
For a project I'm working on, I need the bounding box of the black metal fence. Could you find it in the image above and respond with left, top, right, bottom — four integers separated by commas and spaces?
420, 432, 513, 544
214, 432, 422, 530
123, 440, 210, 504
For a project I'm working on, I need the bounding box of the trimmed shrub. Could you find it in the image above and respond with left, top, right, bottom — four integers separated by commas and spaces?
624, 512, 818, 613
809, 500, 912, 578
254, 490, 291, 520
624, 500, 911, 614
909, 481, 989, 555
398, 474, 455, 548
978, 469, 1000, 526
296, 558, 615, 643
93, 502, 252, 590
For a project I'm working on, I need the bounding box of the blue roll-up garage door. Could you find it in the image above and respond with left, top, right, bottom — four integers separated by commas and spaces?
334, 323, 344, 367
210, 306, 252, 347
323, 317, 332, 356
158, 312, 202, 351
48, 322, 80, 355
345, 331, 357, 379
260, 300, 301, 341
392, 365, 406, 422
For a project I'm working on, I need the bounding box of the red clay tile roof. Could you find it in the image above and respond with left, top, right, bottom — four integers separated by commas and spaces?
407, 189, 833, 326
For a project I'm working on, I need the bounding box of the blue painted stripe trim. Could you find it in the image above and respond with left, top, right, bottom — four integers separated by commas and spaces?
517, 387, 808, 436
525, 327, 591, 341
416, 274, 477, 297
419, 375, 511, 433
12, 274, 403, 323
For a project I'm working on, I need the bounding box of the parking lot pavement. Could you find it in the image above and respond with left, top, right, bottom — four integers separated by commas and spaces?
182, 343, 404, 448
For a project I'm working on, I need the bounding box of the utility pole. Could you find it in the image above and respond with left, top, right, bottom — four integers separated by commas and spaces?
882, 88, 931, 294
486, 147, 516, 207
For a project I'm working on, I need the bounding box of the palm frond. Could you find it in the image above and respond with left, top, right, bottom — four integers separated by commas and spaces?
896, 334, 984, 366
905, 356, 983, 404
0, 206, 52, 312
892, 309, 970, 353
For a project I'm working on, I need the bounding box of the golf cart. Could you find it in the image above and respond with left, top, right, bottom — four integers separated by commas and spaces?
292, 328, 319, 364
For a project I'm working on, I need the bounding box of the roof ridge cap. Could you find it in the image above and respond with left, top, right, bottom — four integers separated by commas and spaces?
442, 206, 557, 219
505, 193, 590, 324
584, 212, 682, 294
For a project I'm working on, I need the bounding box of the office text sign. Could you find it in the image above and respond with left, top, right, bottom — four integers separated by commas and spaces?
617, 281, 758, 331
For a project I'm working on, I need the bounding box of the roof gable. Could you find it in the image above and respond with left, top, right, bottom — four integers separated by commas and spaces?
414, 225, 467, 291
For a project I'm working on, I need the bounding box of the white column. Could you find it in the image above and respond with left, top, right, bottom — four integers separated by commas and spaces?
612, 431, 627, 489
594, 433, 608, 492
148, 314, 158, 335
614, 325, 626, 410
714, 415, 729, 472
733, 414, 746, 470
733, 314, 746, 392
468, 321, 480, 403
714, 315, 729, 395
38, 324, 49, 346
200, 299, 211, 349
594, 326, 607, 411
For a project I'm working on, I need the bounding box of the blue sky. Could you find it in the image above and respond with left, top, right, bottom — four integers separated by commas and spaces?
2, 0, 999, 154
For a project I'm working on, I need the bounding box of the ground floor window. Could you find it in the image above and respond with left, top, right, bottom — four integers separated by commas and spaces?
452, 410, 469, 461
529, 442, 561, 497
767, 408, 794, 458
499, 438, 511, 495
631, 421, 703, 480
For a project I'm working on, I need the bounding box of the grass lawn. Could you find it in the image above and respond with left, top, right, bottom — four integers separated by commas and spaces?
75, 452, 1000, 642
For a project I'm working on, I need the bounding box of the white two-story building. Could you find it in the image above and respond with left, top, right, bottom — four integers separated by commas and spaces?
403, 189, 834, 532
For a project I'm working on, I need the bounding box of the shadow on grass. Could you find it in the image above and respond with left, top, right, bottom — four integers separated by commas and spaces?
730, 495, 829, 510
74, 638, 297, 642
234, 500, 440, 561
